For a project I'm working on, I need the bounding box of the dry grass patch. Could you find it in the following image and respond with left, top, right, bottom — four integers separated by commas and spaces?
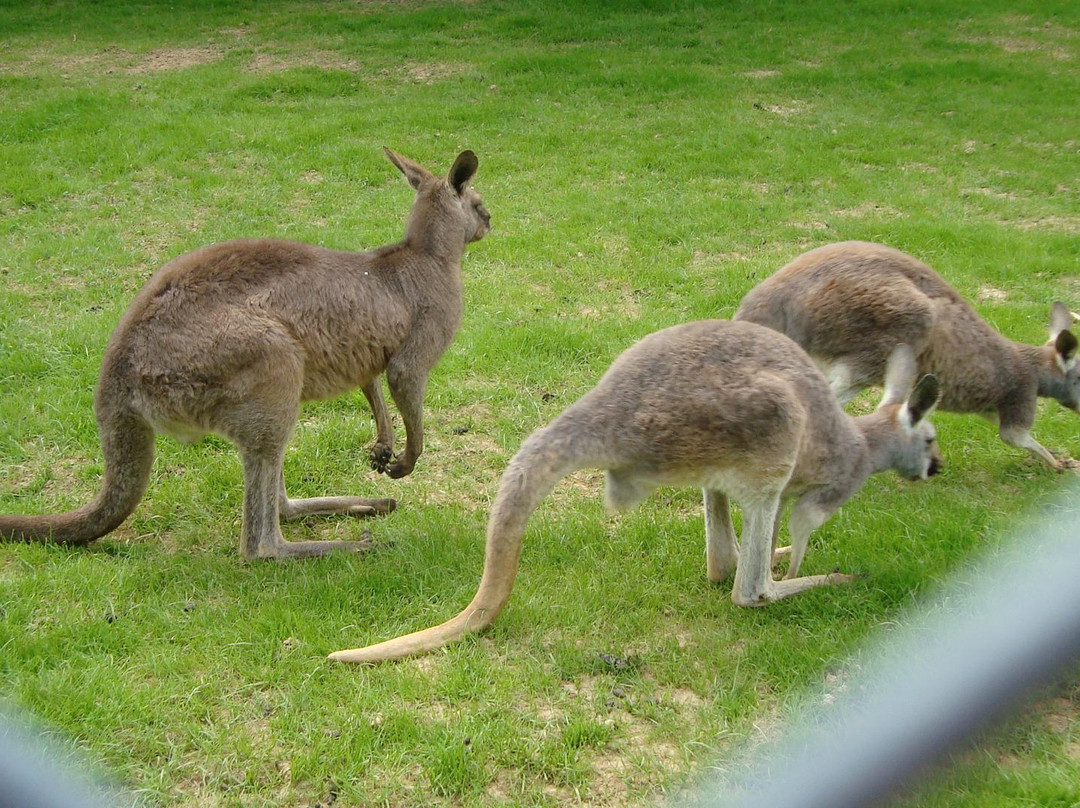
378, 60, 470, 84
969, 186, 1022, 201
1009, 214, 1080, 234
126, 46, 223, 73
5, 45, 225, 75
752, 99, 808, 117
830, 202, 908, 219
977, 285, 1009, 302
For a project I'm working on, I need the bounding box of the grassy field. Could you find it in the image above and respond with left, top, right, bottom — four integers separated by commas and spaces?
1, 0, 1079, 805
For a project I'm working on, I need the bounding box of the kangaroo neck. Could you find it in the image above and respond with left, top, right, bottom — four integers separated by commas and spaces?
402, 214, 466, 264
1016, 342, 1055, 397
851, 412, 896, 477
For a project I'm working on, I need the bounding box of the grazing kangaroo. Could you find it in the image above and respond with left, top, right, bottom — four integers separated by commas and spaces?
734, 241, 1079, 470
0, 148, 490, 559
330, 319, 941, 663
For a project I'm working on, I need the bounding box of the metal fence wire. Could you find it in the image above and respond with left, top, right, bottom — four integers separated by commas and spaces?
708, 486, 1080, 808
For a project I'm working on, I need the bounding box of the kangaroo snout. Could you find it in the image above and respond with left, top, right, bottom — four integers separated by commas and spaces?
927, 454, 943, 478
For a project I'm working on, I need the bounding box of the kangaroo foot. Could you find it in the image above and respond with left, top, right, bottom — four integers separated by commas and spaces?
280, 496, 396, 521
266, 531, 374, 560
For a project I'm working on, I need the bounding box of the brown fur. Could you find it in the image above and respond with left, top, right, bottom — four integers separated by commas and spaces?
330, 320, 941, 663
736, 241, 1079, 469
0, 148, 490, 558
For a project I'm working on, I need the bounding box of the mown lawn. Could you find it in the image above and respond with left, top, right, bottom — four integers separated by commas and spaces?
1, 1, 1079, 805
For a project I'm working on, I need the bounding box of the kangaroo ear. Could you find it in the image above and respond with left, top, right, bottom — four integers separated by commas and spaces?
1049, 302, 1073, 339
384, 147, 433, 191
1056, 329, 1078, 367
447, 150, 478, 196
879, 344, 918, 408
903, 374, 941, 427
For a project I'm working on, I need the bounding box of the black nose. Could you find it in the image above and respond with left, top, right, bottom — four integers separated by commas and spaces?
928, 456, 942, 477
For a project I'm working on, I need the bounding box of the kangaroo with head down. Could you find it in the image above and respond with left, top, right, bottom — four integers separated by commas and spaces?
0, 148, 490, 559
735, 241, 1079, 470
330, 319, 941, 663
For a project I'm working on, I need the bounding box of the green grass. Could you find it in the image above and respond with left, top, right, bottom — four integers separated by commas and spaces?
1, 0, 1079, 805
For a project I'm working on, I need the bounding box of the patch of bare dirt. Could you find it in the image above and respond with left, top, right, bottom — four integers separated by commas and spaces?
378, 60, 468, 84
218, 25, 253, 38
829, 202, 907, 219
0, 455, 90, 498
126, 46, 223, 73
970, 186, 1021, 201
958, 33, 1074, 61
1021, 215, 1080, 233
577, 282, 643, 321
977, 285, 1008, 302
752, 99, 808, 117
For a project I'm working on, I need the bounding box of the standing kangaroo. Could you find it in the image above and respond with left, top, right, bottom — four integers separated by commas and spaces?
734, 241, 1079, 470
330, 320, 941, 663
0, 148, 490, 559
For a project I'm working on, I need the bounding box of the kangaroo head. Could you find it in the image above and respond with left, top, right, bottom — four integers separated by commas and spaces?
384, 147, 491, 249
1042, 302, 1080, 411
876, 344, 943, 480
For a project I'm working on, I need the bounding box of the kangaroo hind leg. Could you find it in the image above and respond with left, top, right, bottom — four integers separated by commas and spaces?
732, 491, 853, 606
703, 489, 739, 583
224, 356, 379, 560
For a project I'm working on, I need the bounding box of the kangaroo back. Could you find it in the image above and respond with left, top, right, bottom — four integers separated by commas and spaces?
735, 242, 956, 394
736, 241, 1077, 468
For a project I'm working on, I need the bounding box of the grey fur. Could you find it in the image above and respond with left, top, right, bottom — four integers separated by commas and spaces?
0, 148, 490, 559
735, 241, 1079, 469
330, 320, 941, 663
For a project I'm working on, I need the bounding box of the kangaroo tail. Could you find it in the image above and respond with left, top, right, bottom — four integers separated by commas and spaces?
330, 422, 587, 663
0, 401, 154, 545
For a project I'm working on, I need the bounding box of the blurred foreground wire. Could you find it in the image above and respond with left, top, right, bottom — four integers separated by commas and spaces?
0, 709, 119, 808
709, 487, 1080, 807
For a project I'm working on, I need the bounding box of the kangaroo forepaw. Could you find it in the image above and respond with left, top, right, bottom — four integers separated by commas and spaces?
370, 443, 393, 473
386, 455, 415, 479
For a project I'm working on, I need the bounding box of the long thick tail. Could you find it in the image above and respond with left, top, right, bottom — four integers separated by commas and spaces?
0, 403, 154, 545
329, 423, 586, 663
